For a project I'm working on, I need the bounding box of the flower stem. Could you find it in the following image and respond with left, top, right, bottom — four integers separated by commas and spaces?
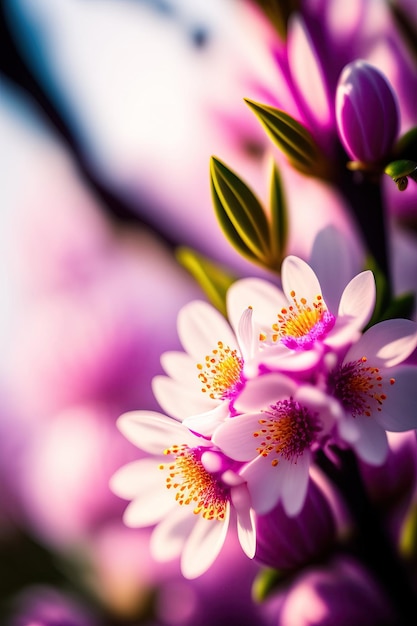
316, 447, 417, 625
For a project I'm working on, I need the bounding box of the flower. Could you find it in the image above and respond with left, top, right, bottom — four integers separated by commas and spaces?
110, 411, 256, 579
213, 373, 335, 516
335, 60, 400, 164
152, 299, 258, 436
327, 318, 417, 465
228, 254, 376, 365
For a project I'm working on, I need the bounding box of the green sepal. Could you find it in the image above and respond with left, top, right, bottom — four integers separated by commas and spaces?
400, 501, 417, 561
210, 156, 271, 266
252, 567, 288, 602
176, 247, 236, 317
384, 159, 417, 191
269, 161, 288, 265
244, 99, 329, 178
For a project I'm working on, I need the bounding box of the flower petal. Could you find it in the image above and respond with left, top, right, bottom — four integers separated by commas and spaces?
231, 483, 256, 558
117, 411, 200, 453
181, 508, 230, 579
375, 366, 417, 432
213, 413, 265, 461
150, 504, 196, 562
160, 351, 197, 383
234, 373, 297, 413
183, 402, 229, 437
350, 417, 389, 466
110, 458, 161, 499
241, 456, 286, 514
281, 452, 311, 516
177, 300, 237, 360
152, 376, 214, 420
281, 255, 324, 307
123, 485, 175, 527
227, 277, 286, 334
345, 318, 417, 368
337, 270, 376, 330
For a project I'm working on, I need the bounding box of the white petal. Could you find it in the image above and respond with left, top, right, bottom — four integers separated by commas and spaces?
309, 225, 362, 313
324, 316, 361, 349
338, 413, 362, 443
183, 403, 229, 437
110, 458, 161, 499
227, 277, 286, 332
213, 413, 265, 461
375, 366, 417, 432
231, 483, 256, 558
123, 486, 175, 527
258, 344, 321, 372
345, 318, 417, 368
160, 351, 197, 382
177, 300, 237, 360
152, 376, 214, 420
117, 411, 198, 453
281, 255, 324, 307
181, 508, 230, 579
351, 417, 389, 466
241, 456, 286, 514
338, 270, 376, 331
281, 452, 311, 517
234, 373, 297, 413
150, 504, 196, 562
236, 307, 256, 362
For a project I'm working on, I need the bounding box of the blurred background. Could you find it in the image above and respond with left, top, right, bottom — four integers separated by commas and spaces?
1, 0, 416, 624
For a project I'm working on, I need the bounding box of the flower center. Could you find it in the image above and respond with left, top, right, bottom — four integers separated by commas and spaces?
197, 341, 244, 400
253, 398, 321, 466
159, 445, 229, 521
328, 356, 395, 417
271, 290, 335, 350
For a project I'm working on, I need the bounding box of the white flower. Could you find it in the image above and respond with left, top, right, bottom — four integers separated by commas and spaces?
213, 373, 335, 516
327, 318, 417, 465
227, 255, 376, 370
152, 300, 257, 436
110, 411, 255, 579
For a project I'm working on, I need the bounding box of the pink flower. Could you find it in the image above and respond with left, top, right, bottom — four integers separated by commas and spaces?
111, 412, 256, 579
213, 373, 335, 515
327, 318, 417, 464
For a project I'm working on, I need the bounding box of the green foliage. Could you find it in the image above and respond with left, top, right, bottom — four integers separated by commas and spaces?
244, 99, 330, 179
365, 256, 415, 327
384, 158, 417, 191
252, 567, 288, 602
210, 156, 288, 272
176, 247, 236, 317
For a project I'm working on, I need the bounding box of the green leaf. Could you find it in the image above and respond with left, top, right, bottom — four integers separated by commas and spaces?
393, 127, 417, 161
364, 256, 390, 329
400, 501, 417, 560
244, 99, 329, 178
210, 156, 271, 266
384, 159, 417, 191
269, 161, 288, 264
176, 247, 236, 317
252, 567, 288, 602
378, 292, 415, 323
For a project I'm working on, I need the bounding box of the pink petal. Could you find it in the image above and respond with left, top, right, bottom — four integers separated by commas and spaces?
281, 452, 311, 516
231, 483, 256, 558
123, 486, 175, 527
345, 318, 417, 368
241, 456, 286, 514
110, 458, 160, 499
351, 417, 389, 466
213, 413, 265, 461
234, 373, 297, 413
227, 277, 286, 332
183, 403, 229, 437
375, 366, 417, 432
160, 351, 197, 382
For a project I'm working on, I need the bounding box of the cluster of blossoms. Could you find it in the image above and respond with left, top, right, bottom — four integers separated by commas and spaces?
111, 241, 417, 578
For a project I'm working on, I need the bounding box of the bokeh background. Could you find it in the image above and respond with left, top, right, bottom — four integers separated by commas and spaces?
1, 1, 417, 624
